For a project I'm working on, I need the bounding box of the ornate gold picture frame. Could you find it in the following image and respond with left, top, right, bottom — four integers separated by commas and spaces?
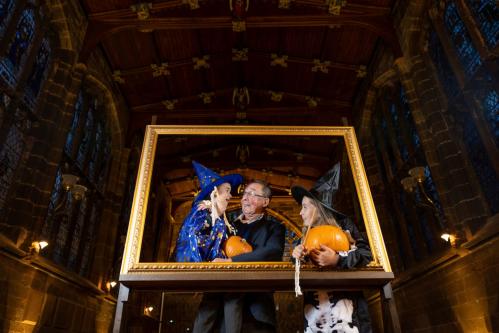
120, 125, 391, 281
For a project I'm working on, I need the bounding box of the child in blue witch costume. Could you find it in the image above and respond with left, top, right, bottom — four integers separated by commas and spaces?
174, 161, 243, 262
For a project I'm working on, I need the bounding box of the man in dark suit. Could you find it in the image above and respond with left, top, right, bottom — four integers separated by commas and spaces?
193, 180, 286, 333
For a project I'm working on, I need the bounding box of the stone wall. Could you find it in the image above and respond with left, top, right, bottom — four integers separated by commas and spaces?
0, 248, 115, 332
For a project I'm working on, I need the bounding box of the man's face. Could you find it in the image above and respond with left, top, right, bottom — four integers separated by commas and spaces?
241, 182, 269, 217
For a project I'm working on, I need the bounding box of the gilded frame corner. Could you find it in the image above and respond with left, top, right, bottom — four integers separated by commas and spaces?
121, 125, 392, 276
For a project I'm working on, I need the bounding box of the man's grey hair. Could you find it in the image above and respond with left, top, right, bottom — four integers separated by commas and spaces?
248, 179, 272, 199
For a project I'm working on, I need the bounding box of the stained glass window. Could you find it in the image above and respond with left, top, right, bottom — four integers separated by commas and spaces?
25, 37, 51, 108
467, 0, 499, 48
67, 198, 87, 270
97, 137, 111, 191
0, 0, 14, 37
65, 92, 83, 156
380, 118, 398, 174
42, 167, 63, 239
47, 90, 112, 276
0, 124, 25, 214
76, 107, 94, 168
52, 195, 73, 264
79, 203, 98, 277
87, 122, 103, 181
0, 8, 35, 86
390, 103, 410, 161
444, 2, 482, 77
428, 28, 461, 98
400, 88, 421, 148
460, 110, 499, 214
480, 89, 499, 147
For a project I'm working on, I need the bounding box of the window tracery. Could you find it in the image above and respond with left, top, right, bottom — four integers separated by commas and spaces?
43, 90, 112, 276
443, 2, 482, 77
428, 2, 499, 215
0, 3, 54, 215
467, 0, 498, 48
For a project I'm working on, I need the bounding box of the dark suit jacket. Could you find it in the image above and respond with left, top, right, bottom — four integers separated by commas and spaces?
229, 213, 286, 326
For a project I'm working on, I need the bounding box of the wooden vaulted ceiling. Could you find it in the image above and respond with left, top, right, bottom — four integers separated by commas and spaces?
78, 0, 399, 195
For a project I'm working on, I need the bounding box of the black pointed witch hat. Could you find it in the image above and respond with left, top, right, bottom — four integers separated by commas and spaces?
291, 162, 346, 218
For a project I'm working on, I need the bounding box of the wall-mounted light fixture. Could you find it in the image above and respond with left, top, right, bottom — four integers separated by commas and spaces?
29, 240, 48, 254
50, 173, 88, 215
144, 305, 155, 317
106, 280, 118, 291
23, 240, 49, 260
401, 166, 451, 243
62, 173, 88, 201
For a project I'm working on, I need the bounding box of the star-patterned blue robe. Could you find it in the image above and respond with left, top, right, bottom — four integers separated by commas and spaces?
174, 207, 228, 262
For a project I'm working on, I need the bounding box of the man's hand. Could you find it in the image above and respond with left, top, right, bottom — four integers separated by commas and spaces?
309, 244, 340, 267
212, 258, 232, 263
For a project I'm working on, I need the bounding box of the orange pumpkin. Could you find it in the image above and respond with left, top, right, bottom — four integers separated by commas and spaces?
224, 236, 253, 258
303, 225, 350, 252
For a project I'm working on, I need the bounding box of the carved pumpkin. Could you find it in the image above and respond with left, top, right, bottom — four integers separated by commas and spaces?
224, 236, 253, 258
303, 225, 350, 252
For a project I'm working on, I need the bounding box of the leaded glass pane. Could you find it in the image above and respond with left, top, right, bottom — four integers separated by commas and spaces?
399, 191, 420, 260
467, 0, 499, 48
88, 122, 103, 181
380, 118, 397, 174
428, 28, 461, 98
390, 103, 410, 161
401, 88, 421, 148
0, 8, 35, 87
0, 91, 11, 126
79, 203, 98, 277
76, 107, 94, 168
65, 92, 83, 156
25, 37, 51, 108
0, 0, 14, 37
52, 195, 74, 264
42, 167, 62, 238
461, 111, 499, 214
67, 198, 87, 270
423, 166, 445, 228
444, 2, 482, 76
97, 137, 111, 191
480, 89, 499, 147
0, 124, 24, 213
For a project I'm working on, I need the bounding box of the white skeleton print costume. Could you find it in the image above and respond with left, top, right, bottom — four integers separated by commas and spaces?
304, 291, 359, 333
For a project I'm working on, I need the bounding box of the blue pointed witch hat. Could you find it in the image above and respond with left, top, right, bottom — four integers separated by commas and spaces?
192, 161, 243, 205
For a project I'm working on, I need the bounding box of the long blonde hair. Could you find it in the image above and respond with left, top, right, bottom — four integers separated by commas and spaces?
301, 195, 339, 234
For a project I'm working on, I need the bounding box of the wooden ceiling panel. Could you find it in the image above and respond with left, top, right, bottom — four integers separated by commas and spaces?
167, 65, 204, 99
198, 29, 235, 55
245, 29, 281, 52
278, 62, 315, 96
315, 69, 358, 101
206, 56, 235, 90
281, 27, 325, 59
323, 28, 378, 64
245, 56, 275, 91
102, 31, 158, 70
154, 30, 201, 61
83, 0, 135, 13
122, 74, 170, 107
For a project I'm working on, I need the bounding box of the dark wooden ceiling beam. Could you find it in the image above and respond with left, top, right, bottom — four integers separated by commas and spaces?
112, 51, 360, 78
87, 2, 391, 20
130, 89, 352, 113
79, 14, 401, 62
